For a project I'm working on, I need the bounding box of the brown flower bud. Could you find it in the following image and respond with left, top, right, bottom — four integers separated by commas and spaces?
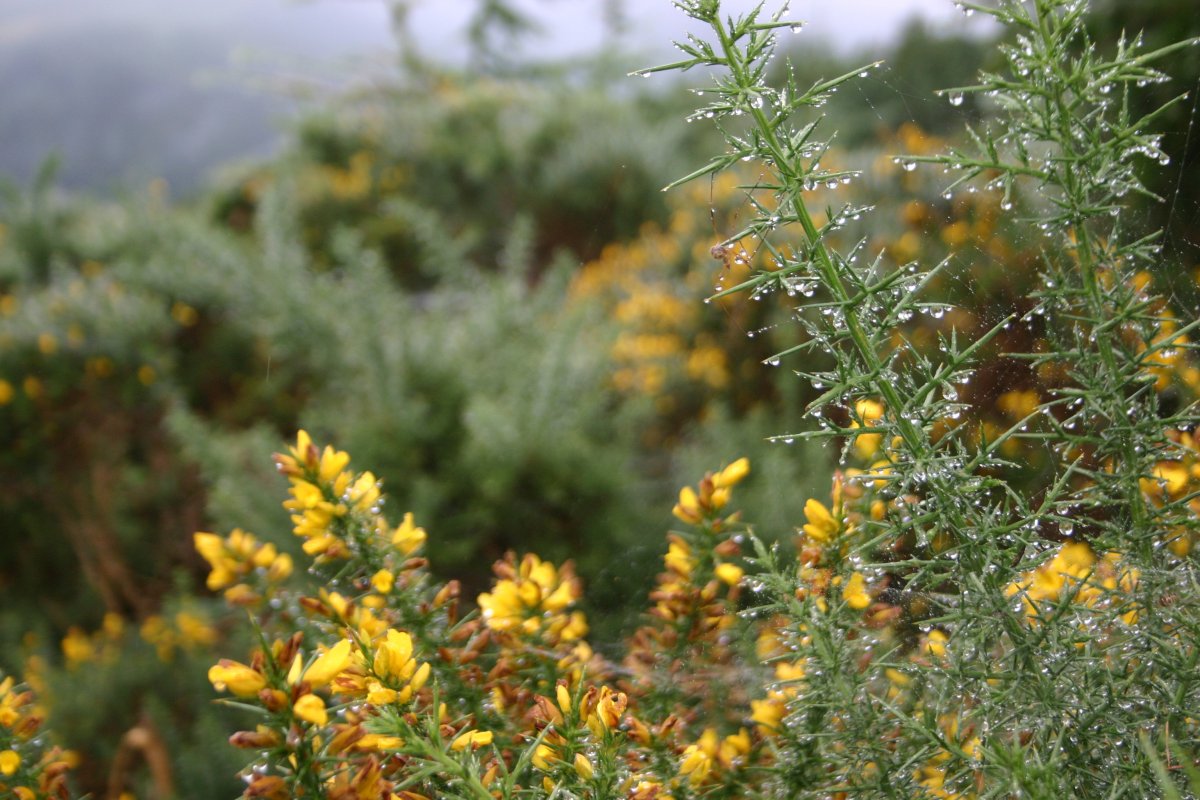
229, 727, 282, 749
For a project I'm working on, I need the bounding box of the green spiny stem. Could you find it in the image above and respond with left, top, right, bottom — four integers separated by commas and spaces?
709, 13, 933, 466
1029, 0, 1152, 536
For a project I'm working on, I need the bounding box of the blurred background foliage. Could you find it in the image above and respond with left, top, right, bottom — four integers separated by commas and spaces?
0, 1, 1196, 797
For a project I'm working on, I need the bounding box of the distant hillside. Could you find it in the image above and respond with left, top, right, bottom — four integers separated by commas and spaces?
0, 0, 393, 196
0, 23, 293, 195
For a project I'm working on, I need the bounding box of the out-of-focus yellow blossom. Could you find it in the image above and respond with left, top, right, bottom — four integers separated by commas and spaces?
477, 553, 587, 643
370, 569, 394, 594
60, 628, 95, 669
664, 535, 696, 579
627, 779, 675, 799
194, 528, 292, 602
672, 457, 750, 524
751, 692, 787, 737
940, 220, 970, 248
851, 399, 886, 460
678, 727, 752, 786
391, 512, 427, 555
678, 731, 716, 786
303, 639, 353, 689
572, 752, 595, 780
1138, 314, 1199, 394
803, 499, 839, 543
997, 389, 1039, 420
208, 659, 267, 698
140, 611, 217, 661
915, 763, 964, 799
171, 301, 199, 326
842, 571, 871, 610
922, 630, 949, 659
292, 694, 328, 726
1005, 542, 1139, 625
714, 561, 744, 586
752, 658, 806, 737
449, 730, 493, 751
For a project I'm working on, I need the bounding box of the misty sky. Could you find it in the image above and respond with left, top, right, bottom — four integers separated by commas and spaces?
406, 0, 986, 60
0, 0, 992, 192
3, 0, 988, 63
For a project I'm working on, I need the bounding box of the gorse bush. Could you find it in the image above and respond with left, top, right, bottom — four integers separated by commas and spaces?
2, 0, 1199, 798
210, 69, 700, 284
638, 0, 1200, 795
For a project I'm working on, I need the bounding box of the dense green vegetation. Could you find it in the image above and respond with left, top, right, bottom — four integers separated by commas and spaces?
0, 1, 1197, 797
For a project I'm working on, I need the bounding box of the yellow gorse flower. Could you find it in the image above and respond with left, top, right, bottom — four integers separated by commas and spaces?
208, 659, 267, 698
450, 729, 493, 751
842, 571, 871, 610
1005, 541, 1139, 625
672, 457, 750, 524
391, 511, 427, 555
292, 694, 328, 726
335, 629, 431, 708
802, 473, 849, 545
194, 529, 292, 598
802, 498, 839, 543
302, 639, 353, 688
269, 431, 432, 579
850, 399, 885, 460
477, 553, 587, 643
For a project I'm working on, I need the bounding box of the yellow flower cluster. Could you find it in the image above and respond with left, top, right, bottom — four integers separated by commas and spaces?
336, 629, 431, 707
197, 440, 788, 799
193, 528, 293, 603
140, 610, 218, 662
678, 727, 752, 786
1004, 542, 1139, 626
274, 430, 427, 564
1142, 429, 1200, 556
672, 456, 749, 526
569, 170, 789, 439
209, 630, 426, 780
59, 612, 125, 670
189, 429, 1185, 800
477, 552, 587, 644
0, 675, 74, 799
531, 681, 628, 789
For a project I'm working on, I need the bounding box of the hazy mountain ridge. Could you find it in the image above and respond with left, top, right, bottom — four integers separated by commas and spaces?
0, 0, 393, 195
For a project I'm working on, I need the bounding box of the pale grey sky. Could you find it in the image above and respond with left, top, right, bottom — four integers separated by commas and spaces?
0, 0, 992, 191
2, 0, 989, 63
442, 0, 980, 55
404, 0, 988, 62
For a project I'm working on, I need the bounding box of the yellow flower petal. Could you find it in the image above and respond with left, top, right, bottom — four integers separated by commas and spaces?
293, 694, 328, 726
304, 639, 352, 688
0, 749, 19, 776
